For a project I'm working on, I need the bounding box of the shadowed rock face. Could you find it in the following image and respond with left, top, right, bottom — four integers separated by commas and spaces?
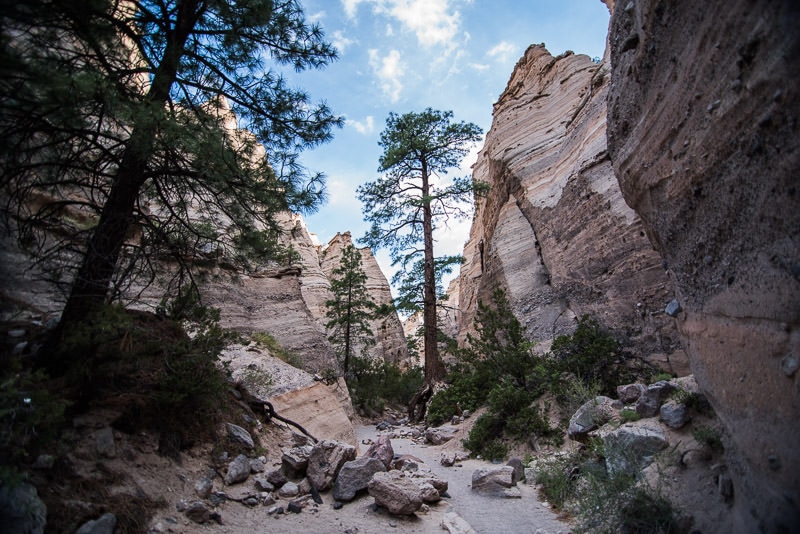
606, 1, 800, 530
457, 43, 679, 367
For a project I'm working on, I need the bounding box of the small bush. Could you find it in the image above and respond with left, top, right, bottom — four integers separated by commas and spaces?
427, 364, 491, 426
239, 364, 272, 391
346, 356, 423, 415
0, 367, 69, 465
251, 332, 302, 368
463, 412, 506, 458
692, 426, 723, 451
651, 371, 674, 383
551, 316, 625, 395
620, 408, 641, 423
534, 453, 581, 510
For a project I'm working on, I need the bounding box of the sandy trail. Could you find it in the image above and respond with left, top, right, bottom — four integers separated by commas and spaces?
162, 421, 572, 533
353, 422, 572, 534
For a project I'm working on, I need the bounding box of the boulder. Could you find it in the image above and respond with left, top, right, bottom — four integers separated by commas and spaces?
368, 471, 423, 515
249, 457, 265, 473
364, 434, 394, 469
225, 423, 254, 449
635, 381, 676, 418
425, 427, 455, 445
409, 473, 448, 498
471, 466, 516, 496
441, 511, 477, 534
75, 513, 116, 534
390, 454, 423, 472
440, 450, 469, 467
616, 383, 646, 404
0, 482, 47, 534
265, 469, 287, 488
602, 423, 668, 476
95, 427, 116, 458
224, 454, 251, 485
194, 474, 214, 499
568, 396, 617, 439
281, 445, 312, 477
332, 456, 386, 502
417, 482, 441, 503
277, 481, 299, 498
660, 401, 690, 429
506, 458, 524, 484
184, 501, 220, 524
307, 439, 356, 491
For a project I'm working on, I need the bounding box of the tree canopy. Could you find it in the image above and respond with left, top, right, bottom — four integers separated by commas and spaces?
0, 0, 342, 372
357, 108, 485, 407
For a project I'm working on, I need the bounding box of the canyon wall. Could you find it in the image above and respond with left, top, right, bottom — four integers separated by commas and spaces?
193, 214, 408, 373
457, 42, 682, 372
606, 1, 800, 530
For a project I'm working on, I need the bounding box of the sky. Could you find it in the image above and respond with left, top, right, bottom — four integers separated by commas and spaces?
287, 0, 610, 289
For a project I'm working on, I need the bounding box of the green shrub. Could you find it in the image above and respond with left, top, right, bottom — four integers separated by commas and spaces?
426, 364, 491, 426
463, 412, 505, 458
551, 316, 625, 396
692, 426, 723, 451
0, 368, 69, 465
534, 453, 582, 510
620, 408, 641, 423
575, 468, 680, 534
651, 371, 674, 383
507, 405, 556, 439
346, 356, 423, 415
251, 331, 302, 368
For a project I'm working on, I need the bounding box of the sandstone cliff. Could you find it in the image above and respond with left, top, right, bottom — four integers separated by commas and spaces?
456, 43, 682, 372
606, 1, 800, 530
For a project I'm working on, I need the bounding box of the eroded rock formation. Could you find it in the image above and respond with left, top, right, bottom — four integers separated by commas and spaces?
606, 1, 800, 530
457, 42, 681, 371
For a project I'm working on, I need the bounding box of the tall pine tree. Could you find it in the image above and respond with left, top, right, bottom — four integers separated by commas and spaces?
357, 108, 486, 420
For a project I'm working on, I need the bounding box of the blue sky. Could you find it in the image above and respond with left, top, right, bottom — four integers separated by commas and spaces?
288, 0, 610, 287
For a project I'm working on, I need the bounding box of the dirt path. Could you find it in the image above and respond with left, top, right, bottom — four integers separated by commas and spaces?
153, 421, 573, 533
354, 423, 573, 534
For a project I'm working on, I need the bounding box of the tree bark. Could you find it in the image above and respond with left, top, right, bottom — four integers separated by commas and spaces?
420, 160, 445, 384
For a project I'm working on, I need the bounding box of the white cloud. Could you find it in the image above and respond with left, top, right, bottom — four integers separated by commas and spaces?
308, 10, 325, 23
342, 0, 367, 19
385, 23, 394, 37
470, 62, 490, 72
369, 49, 404, 103
331, 30, 355, 54
347, 115, 375, 134
487, 41, 516, 63
386, 0, 460, 48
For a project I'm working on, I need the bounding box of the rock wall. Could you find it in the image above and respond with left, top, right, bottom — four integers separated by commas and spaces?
197, 216, 408, 373
320, 232, 408, 365
457, 42, 681, 370
606, 1, 800, 530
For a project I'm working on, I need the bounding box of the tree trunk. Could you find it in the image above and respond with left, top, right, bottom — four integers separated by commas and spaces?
39, 0, 205, 374
420, 161, 445, 384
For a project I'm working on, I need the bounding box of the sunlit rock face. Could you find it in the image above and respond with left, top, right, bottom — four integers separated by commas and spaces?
320, 232, 408, 366
606, 1, 800, 530
457, 43, 679, 369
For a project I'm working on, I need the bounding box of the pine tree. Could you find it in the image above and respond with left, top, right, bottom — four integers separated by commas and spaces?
357, 109, 486, 419
0, 0, 342, 374
325, 244, 375, 377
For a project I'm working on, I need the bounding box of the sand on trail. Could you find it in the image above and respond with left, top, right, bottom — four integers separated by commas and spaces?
173, 420, 572, 534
